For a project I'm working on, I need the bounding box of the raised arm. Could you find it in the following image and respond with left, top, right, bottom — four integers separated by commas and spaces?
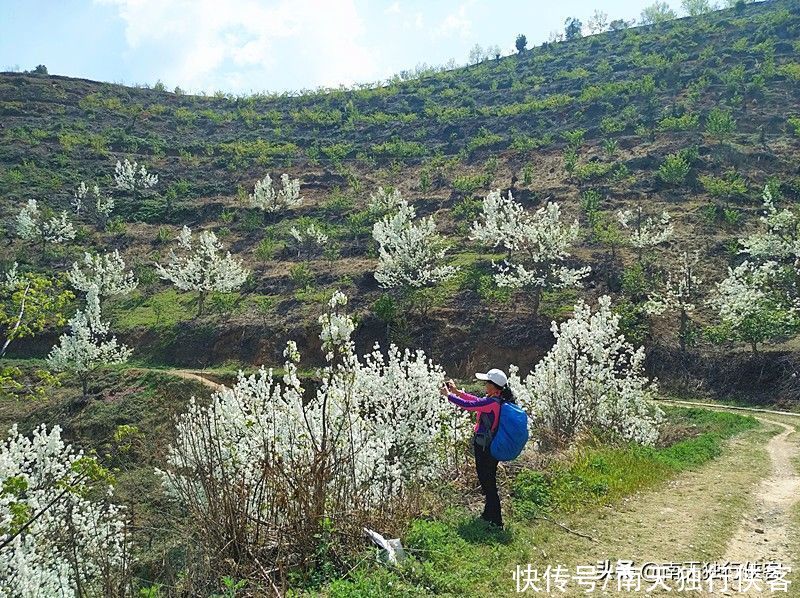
447, 392, 496, 412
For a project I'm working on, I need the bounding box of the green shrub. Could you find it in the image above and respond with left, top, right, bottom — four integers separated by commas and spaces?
600, 117, 625, 134
580, 189, 602, 229
563, 128, 587, 148
658, 153, 691, 185
370, 139, 426, 160
788, 116, 800, 136
465, 128, 503, 153
778, 62, 800, 82
700, 171, 747, 199
289, 263, 314, 289
452, 172, 490, 194
510, 133, 553, 151
174, 107, 197, 124
705, 107, 736, 144
574, 161, 614, 183
290, 107, 342, 126
657, 112, 699, 131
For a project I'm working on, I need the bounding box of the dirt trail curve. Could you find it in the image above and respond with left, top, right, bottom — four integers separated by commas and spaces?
661, 399, 800, 595
169, 369, 224, 391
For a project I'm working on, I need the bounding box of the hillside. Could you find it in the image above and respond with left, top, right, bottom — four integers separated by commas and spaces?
4, 1, 800, 595
1, 0, 800, 398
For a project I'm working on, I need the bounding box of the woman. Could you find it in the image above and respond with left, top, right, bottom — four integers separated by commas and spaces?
440, 368, 515, 529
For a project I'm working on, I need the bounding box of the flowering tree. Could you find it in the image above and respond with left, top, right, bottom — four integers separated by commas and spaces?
15, 199, 76, 251
0, 424, 130, 596
114, 158, 158, 201
73, 181, 115, 230
367, 186, 404, 215
288, 222, 328, 260
469, 189, 526, 258
372, 199, 458, 291
249, 173, 302, 212
707, 260, 797, 353
645, 250, 703, 352
472, 194, 589, 317
68, 250, 138, 300
157, 291, 462, 587
47, 286, 132, 397
510, 295, 664, 447
739, 185, 799, 263
617, 206, 673, 262
155, 226, 249, 316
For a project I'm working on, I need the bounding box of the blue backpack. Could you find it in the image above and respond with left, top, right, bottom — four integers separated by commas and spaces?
480, 399, 529, 461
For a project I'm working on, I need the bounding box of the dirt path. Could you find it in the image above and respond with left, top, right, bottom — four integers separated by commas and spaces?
718, 417, 800, 595
168, 369, 224, 391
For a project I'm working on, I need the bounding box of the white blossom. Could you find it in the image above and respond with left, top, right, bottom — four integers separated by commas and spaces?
249, 173, 302, 212
739, 184, 800, 263
158, 292, 464, 556
68, 250, 138, 298
289, 222, 328, 258
367, 186, 404, 214
73, 181, 114, 229
0, 424, 129, 597
2, 262, 20, 292
46, 286, 132, 394
645, 250, 702, 316
15, 199, 75, 246
708, 260, 786, 327
511, 295, 663, 446
372, 199, 458, 288
617, 207, 673, 250
155, 226, 249, 315
472, 197, 589, 311
114, 158, 158, 193
469, 189, 526, 252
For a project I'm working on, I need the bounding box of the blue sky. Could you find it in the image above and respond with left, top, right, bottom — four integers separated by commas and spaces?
1, 1, 691, 94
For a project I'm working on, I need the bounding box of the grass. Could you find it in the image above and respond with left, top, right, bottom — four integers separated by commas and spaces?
311, 406, 759, 597
109, 288, 196, 330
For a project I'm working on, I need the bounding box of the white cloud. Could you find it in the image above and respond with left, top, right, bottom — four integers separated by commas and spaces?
96, 0, 379, 92
385, 2, 401, 15
431, 2, 473, 40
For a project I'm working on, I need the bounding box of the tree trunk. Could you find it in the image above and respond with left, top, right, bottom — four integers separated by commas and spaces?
197, 291, 206, 317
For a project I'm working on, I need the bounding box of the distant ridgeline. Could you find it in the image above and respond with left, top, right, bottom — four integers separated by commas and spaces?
1, 0, 799, 400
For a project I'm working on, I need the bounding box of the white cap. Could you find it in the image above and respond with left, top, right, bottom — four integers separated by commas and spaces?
475, 368, 507, 387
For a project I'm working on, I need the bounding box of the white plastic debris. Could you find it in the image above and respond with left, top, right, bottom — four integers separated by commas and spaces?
364, 527, 407, 566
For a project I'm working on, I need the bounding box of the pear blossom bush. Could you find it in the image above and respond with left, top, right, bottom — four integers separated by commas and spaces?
372, 198, 458, 289
367, 186, 404, 215
155, 226, 249, 316
510, 295, 663, 447
645, 250, 703, 352
739, 184, 800, 295
288, 222, 328, 260
471, 192, 589, 316
15, 199, 76, 251
47, 286, 132, 397
114, 158, 158, 199
158, 291, 465, 587
0, 424, 130, 597
469, 189, 526, 256
68, 250, 138, 299
617, 206, 673, 261
249, 173, 302, 212
73, 181, 115, 230
707, 260, 797, 353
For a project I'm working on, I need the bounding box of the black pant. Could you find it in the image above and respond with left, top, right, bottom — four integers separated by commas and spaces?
473, 438, 502, 527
